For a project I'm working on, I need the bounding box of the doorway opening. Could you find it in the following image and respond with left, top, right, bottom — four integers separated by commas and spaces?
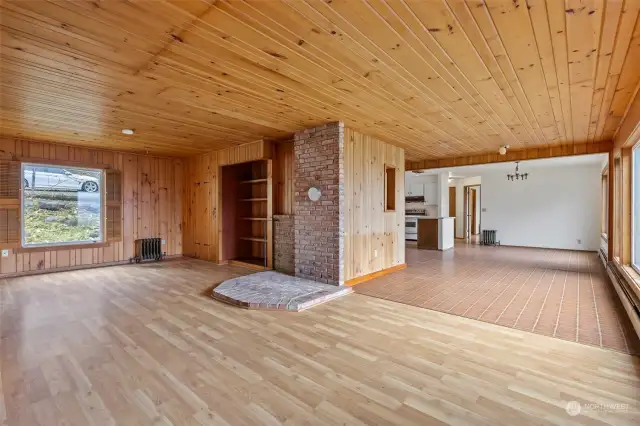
464, 184, 481, 244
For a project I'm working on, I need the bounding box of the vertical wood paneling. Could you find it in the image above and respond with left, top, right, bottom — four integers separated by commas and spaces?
344, 128, 405, 281
183, 140, 275, 263
273, 140, 294, 215
0, 138, 183, 277
183, 151, 219, 262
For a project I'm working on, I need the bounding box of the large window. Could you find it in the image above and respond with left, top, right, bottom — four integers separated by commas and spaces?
602, 171, 609, 238
22, 163, 103, 247
633, 146, 640, 271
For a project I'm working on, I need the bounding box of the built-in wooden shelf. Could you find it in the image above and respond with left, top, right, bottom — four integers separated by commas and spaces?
240, 237, 266, 242
221, 159, 272, 270
229, 258, 266, 270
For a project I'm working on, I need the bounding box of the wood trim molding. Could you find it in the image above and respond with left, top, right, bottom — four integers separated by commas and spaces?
608, 261, 640, 340
608, 151, 615, 261
406, 141, 612, 171
15, 242, 111, 254
345, 263, 407, 287
614, 87, 640, 149
16, 156, 112, 170
0, 255, 183, 279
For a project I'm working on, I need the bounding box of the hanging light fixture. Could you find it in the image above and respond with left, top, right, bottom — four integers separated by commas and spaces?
507, 161, 529, 181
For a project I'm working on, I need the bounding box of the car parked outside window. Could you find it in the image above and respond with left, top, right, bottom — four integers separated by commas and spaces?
23, 166, 100, 192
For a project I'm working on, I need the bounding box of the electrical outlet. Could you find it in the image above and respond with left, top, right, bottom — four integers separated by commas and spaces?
373, 249, 378, 258
162, 239, 166, 245
577, 239, 581, 245
1, 249, 9, 257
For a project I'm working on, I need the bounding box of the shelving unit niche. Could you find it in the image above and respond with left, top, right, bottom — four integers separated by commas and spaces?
220, 160, 272, 269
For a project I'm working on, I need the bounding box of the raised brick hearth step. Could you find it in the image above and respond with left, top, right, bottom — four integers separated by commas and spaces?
211, 271, 352, 311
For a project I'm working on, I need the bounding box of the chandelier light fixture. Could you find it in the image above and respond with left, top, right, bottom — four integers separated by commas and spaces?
507, 161, 528, 181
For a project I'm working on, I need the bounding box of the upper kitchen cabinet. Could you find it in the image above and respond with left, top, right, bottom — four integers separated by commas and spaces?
424, 182, 438, 205
406, 183, 424, 197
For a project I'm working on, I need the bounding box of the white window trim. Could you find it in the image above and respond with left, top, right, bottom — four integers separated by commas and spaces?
21, 162, 105, 248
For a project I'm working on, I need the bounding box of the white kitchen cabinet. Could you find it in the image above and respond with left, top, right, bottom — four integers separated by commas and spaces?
406, 183, 424, 197
424, 182, 437, 205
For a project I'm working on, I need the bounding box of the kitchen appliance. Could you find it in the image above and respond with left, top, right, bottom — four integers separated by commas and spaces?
405, 195, 425, 202
405, 217, 418, 240
405, 208, 427, 240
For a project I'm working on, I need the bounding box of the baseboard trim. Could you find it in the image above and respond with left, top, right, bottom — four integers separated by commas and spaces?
345, 264, 407, 287
0, 255, 183, 279
498, 244, 596, 252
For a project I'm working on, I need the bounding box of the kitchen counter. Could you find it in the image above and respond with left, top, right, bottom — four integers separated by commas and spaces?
417, 217, 454, 251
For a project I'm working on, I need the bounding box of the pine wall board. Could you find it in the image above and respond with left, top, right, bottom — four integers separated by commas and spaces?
182, 140, 275, 263
344, 128, 406, 281
0, 138, 183, 277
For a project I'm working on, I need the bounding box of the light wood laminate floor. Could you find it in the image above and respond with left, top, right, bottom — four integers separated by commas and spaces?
1, 258, 639, 426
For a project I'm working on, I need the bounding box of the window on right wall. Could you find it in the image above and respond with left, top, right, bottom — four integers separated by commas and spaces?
384, 165, 396, 212
633, 145, 640, 272
602, 171, 609, 238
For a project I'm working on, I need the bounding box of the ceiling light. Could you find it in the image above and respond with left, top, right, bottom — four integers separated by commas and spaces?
507, 161, 529, 181
498, 144, 509, 155
122, 129, 134, 135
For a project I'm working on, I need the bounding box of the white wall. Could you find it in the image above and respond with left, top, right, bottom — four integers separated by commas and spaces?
436, 172, 449, 217
479, 165, 601, 251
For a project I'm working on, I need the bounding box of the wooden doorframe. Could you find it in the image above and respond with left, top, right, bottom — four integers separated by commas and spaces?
463, 184, 481, 241
471, 188, 477, 235
449, 186, 456, 231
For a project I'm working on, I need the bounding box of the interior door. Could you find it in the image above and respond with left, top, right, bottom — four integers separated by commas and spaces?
449, 186, 456, 229
464, 186, 470, 240
471, 188, 477, 235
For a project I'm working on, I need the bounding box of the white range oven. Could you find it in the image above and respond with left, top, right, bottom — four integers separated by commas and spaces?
405, 217, 418, 240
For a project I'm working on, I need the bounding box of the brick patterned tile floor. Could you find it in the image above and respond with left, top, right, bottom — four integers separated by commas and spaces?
355, 242, 640, 355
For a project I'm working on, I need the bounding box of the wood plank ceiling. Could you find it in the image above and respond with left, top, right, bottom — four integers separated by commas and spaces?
1, 0, 639, 159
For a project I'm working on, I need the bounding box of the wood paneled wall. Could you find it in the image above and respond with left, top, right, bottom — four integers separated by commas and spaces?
344, 128, 405, 281
273, 140, 294, 215
182, 140, 283, 262
0, 138, 183, 277
183, 150, 219, 262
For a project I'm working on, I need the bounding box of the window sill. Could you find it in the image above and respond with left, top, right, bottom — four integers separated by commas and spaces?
16, 242, 110, 253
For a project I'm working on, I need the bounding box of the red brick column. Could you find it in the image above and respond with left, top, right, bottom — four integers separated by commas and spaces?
293, 122, 344, 285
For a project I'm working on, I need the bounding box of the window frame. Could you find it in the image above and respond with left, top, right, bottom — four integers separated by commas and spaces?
384, 164, 396, 212
601, 169, 609, 239
632, 144, 640, 274
20, 162, 106, 249
613, 156, 622, 261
